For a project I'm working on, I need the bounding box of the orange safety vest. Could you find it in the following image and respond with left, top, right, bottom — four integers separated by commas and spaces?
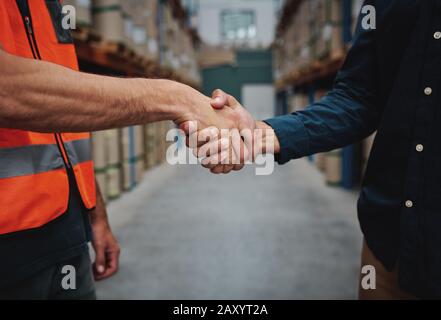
0, 0, 96, 234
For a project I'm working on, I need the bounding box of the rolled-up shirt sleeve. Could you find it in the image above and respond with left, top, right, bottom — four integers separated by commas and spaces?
265, 1, 382, 164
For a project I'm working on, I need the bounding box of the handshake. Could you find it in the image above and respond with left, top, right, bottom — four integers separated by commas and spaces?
173, 87, 280, 174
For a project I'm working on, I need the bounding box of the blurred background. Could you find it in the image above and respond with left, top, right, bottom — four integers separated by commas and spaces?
65, 0, 370, 299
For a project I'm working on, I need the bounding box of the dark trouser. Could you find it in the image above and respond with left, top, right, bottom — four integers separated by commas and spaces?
358, 240, 416, 300
0, 249, 96, 300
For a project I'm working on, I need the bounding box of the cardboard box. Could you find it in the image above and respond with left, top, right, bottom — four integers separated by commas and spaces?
63, 0, 92, 27
92, 0, 124, 42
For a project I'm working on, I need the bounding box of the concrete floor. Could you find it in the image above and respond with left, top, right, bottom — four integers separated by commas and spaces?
96, 158, 362, 300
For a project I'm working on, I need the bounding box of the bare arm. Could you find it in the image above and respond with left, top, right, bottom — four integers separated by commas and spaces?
0, 49, 210, 132
89, 180, 120, 280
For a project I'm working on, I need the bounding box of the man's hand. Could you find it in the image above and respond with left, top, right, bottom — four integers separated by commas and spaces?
176, 87, 253, 171
181, 89, 281, 174
90, 183, 120, 281
202, 90, 257, 174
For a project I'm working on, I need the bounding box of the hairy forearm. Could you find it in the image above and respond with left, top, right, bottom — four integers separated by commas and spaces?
0, 50, 198, 132
90, 180, 109, 225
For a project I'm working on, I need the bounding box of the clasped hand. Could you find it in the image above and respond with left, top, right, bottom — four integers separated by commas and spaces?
178, 89, 275, 174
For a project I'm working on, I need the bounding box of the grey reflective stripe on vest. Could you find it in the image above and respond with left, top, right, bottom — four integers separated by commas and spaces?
64, 138, 92, 166
0, 144, 64, 179
0, 138, 92, 179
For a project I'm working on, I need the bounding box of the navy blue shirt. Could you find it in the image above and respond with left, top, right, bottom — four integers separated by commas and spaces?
266, 0, 441, 298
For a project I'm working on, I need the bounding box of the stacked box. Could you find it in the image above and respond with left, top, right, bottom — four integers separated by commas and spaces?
121, 127, 133, 190
325, 149, 342, 186
312, 89, 328, 173
295, 1, 312, 72
134, 125, 145, 183
121, 0, 134, 49
163, 5, 179, 69
315, 0, 344, 60
92, 0, 123, 42
155, 121, 167, 164
274, 0, 351, 85
63, 0, 92, 27
119, 0, 159, 57
91, 129, 122, 201
160, 2, 200, 84
105, 129, 122, 199
145, 0, 159, 60
287, 93, 308, 113
129, 0, 149, 57
314, 153, 327, 172
144, 123, 157, 169
121, 126, 145, 190
91, 131, 108, 203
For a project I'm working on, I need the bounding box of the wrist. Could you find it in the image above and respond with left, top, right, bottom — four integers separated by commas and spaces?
90, 203, 110, 227
136, 79, 193, 123
90, 205, 108, 219
164, 80, 198, 124
255, 121, 281, 155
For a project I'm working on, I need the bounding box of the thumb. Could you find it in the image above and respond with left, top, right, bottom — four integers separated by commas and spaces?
210, 89, 229, 109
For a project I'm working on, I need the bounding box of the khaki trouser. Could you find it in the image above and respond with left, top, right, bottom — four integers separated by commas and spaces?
358, 240, 416, 300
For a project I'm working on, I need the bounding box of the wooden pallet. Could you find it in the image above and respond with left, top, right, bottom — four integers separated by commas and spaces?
72, 25, 101, 44
275, 49, 347, 89
72, 26, 200, 88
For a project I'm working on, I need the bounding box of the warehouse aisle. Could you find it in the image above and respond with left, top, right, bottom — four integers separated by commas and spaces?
96, 159, 362, 299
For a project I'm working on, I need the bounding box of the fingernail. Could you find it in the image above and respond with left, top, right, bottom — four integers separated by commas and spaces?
214, 97, 222, 104
97, 265, 105, 274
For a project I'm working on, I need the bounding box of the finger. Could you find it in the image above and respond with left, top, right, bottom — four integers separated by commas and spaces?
202, 150, 228, 167
202, 161, 218, 170
210, 89, 229, 109
204, 163, 223, 171
229, 129, 249, 164
196, 137, 229, 158
240, 128, 254, 162
105, 250, 120, 278
221, 164, 234, 174
188, 126, 219, 151
93, 246, 106, 280
210, 165, 226, 174
233, 164, 245, 171
187, 128, 212, 149
94, 251, 119, 281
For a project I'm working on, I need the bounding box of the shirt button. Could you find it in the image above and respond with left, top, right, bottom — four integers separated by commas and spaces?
424, 87, 433, 96
405, 200, 414, 208
416, 144, 424, 152
434, 31, 441, 40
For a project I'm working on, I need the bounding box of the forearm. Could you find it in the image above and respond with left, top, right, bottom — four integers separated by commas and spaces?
266, 86, 380, 161
90, 180, 108, 224
0, 50, 198, 132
